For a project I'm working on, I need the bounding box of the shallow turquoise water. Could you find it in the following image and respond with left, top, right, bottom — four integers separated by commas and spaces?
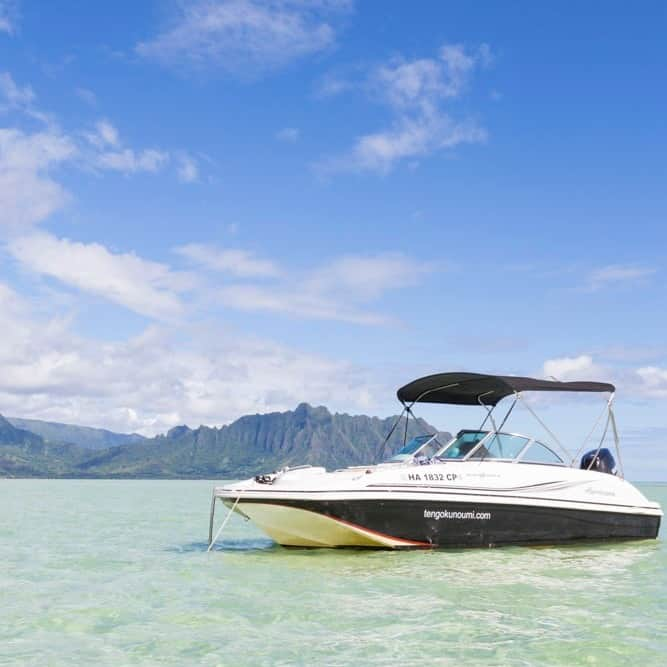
1, 480, 666, 666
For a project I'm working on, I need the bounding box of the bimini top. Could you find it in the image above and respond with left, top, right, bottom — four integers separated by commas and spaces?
397, 372, 615, 406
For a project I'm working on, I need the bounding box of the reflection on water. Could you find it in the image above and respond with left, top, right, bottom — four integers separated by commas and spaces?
1, 479, 665, 667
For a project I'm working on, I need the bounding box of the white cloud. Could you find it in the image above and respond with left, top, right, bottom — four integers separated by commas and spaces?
8, 233, 195, 320
0, 97, 176, 231
84, 119, 120, 148
0, 71, 34, 106
543, 355, 601, 382
0, 128, 75, 227
342, 110, 486, 173
276, 127, 300, 142
0, 283, 380, 434
0, 71, 53, 125
176, 242, 281, 277
0, 108, 181, 232
0, 1, 17, 34
217, 283, 392, 325
215, 251, 433, 325
319, 43, 491, 173
307, 252, 433, 299
635, 367, 667, 398
375, 44, 489, 110
542, 354, 667, 401
81, 120, 167, 173
177, 154, 199, 182
136, 0, 350, 76
586, 265, 655, 291
96, 147, 169, 173
82, 119, 171, 175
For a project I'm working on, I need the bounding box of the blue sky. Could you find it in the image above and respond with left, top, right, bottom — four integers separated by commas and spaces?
0, 1, 665, 478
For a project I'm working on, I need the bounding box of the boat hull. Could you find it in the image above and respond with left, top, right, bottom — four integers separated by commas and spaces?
227, 496, 661, 548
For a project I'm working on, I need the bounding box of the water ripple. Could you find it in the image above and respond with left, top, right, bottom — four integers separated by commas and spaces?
1, 479, 665, 666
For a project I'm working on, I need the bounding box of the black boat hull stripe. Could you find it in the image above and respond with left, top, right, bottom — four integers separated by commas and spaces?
232, 497, 661, 547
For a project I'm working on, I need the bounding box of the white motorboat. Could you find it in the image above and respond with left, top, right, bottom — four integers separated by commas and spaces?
209, 372, 662, 549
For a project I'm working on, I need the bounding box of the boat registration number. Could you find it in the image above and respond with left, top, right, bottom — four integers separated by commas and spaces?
407, 473, 458, 482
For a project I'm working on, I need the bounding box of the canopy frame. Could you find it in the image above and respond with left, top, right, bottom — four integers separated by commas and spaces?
392, 371, 622, 477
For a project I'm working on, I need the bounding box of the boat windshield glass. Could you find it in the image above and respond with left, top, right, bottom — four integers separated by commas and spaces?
474, 433, 530, 460
520, 441, 564, 465
438, 430, 488, 459
387, 435, 437, 462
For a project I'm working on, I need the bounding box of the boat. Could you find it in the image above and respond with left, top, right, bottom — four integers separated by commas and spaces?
208, 372, 663, 549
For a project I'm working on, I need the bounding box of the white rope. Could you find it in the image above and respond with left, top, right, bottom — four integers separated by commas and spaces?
207, 491, 243, 552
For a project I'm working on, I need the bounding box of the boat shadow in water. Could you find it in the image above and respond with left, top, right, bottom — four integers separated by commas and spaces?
168, 537, 278, 553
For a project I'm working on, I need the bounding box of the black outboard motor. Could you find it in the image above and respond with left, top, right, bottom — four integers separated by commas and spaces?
581, 448, 616, 474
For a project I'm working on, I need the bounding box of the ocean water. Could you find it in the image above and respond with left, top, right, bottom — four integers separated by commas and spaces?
1, 480, 666, 666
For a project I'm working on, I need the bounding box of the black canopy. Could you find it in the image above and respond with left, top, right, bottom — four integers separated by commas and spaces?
397, 372, 615, 406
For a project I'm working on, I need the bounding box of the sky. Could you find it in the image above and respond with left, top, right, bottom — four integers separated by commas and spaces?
0, 1, 666, 478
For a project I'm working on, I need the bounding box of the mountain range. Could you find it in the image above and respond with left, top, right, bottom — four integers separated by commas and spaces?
0, 404, 448, 479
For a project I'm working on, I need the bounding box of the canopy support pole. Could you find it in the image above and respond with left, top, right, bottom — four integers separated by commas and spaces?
381, 405, 407, 449
585, 411, 611, 471
403, 405, 411, 446
570, 397, 611, 466
608, 397, 624, 479
516, 393, 570, 462
496, 394, 519, 432
477, 392, 499, 434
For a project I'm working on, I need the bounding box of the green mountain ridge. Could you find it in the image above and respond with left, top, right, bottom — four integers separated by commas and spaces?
0, 415, 89, 477
0, 404, 449, 479
8, 417, 146, 450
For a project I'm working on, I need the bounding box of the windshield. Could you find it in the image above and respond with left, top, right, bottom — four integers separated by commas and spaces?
438, 430, 488, 459
479, 433, 530, 459
436, 430, 566, 465
386, 434, 439, 462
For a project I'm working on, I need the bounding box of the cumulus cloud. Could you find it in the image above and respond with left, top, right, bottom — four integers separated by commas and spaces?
0, 128, 75, 227
8, 233, 195, 320
82, 118, 170, 174
0, 88, 180, 231
635, 366, 667, 398
0, 283, 380, 434
543, 355, 601, 382
542, 354, 667, 400
374, 44, 490, 110
136, 0, 351, 76
318, 43, 491, 173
